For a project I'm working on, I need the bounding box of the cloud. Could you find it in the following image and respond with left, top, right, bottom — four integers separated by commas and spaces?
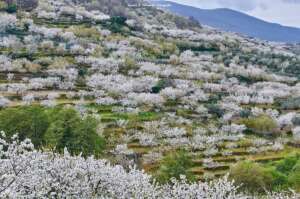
208, 0, 257, 11
283, 0, 300, 3
246, 0, 300, 27
167, 0, 300, 28
165, 0, 258, 10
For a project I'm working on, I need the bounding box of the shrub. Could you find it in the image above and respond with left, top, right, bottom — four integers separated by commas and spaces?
123, 57, 137, 71
0, 2, 7, 10
230, 161, 277, 193
208, 94, 222, 104
292, 127, 300, 143
156, 150, 194, 183
206, 104, 224, 118
161, 41, 178, 56
107, 16, 127, 33
176, 41, 219, 52
281, 97, 300, 110
265, 167, 288, 191
151, 79, 168, 94
239, 109, 251, 118
241, 115, 278, 136
292, 114, 300, 126
230, 156, 300, 193
6, 3, 17, 13
67, 26, 100, 40
276, 154, 300, 175
287, 161, 300, 191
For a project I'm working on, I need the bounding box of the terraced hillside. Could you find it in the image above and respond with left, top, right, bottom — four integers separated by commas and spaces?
1, 0, 300, 189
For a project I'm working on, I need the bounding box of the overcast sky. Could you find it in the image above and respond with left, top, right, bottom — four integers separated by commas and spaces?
166, 0, 300, 28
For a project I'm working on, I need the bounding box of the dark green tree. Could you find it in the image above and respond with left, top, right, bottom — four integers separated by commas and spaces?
0, 106, 49, 147
45, 108, 105, 156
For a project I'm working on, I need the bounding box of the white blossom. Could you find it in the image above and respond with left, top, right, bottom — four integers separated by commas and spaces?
0, 134, 253, 198
22, 94, 35, 106
292, 126, 300, 142
0, 96, 10, 108
0, 13, 17, 32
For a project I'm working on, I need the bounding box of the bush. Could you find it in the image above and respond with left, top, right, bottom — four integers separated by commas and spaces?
161, 41, 178, 56
107, 16, 127, 33
276, 154, 300, 175
0, 2, 7, 10
241, 115, 278, 136
6, 3, 17, 13
230, 154, 300, 193
176, 41, 219, 52
292, 115, 300, 126
265, 167, 288, 191
281, 97, 300, 110
151, 79, 168, 94
229, 161, 276, 193
206, 104, 224, 118
67, 26, 100, 40
292, 127, 300, 143
123, 57, 137, 71
239, 109, 251, 118
288, 161, 300, 191
156, 150, 194, 183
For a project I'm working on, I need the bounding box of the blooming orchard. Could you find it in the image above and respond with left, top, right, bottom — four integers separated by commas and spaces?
0, 134, 296, 199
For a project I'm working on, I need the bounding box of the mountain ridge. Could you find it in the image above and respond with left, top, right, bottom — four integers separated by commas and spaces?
155, 0, 300, 43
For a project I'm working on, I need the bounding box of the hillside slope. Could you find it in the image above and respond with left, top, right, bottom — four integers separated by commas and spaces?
1, 0, 300, 195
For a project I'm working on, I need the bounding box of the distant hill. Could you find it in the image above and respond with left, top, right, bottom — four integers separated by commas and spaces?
154, 0, 300, 43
